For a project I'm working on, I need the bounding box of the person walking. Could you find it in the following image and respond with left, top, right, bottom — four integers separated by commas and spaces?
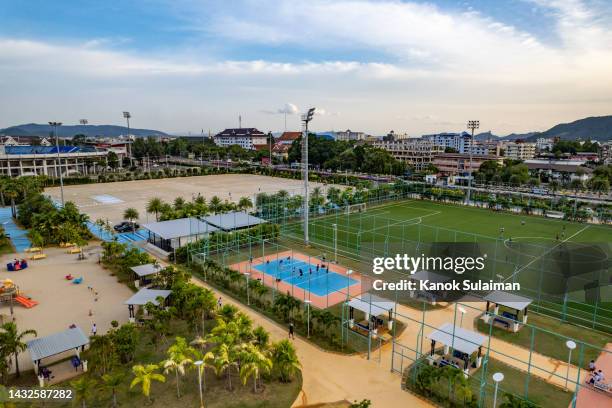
288, 321, 295, 339
91, 323, 97, 336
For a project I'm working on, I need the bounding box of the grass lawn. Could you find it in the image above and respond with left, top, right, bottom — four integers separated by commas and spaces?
476, 312, 610, 364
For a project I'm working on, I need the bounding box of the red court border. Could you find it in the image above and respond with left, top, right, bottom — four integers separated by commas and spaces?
230, 250, 365, 309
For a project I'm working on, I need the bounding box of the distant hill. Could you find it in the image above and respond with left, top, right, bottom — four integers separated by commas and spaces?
0, 123, 168, 138
526, 116, 612, 142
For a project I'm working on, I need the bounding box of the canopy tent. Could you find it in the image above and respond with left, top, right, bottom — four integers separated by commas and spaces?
27, 327, 89, 373
201, 211, 266, 231
348, 295, 395, 316
483, 291, 532, 311
427, 323, 485, 355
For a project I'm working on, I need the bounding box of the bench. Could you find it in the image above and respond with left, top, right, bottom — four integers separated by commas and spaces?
30, 253, 47, 260
67, 248, 81, 254
25, 247, 42, 253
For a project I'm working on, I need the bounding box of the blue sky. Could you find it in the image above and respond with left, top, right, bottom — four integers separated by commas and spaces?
1, 0, 611, 135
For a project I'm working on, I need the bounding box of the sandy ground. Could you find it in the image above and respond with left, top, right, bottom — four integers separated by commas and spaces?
45, 174, 329, 225
0, 245, 133, 373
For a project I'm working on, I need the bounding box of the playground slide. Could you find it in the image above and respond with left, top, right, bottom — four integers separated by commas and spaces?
14, 295, 38, 308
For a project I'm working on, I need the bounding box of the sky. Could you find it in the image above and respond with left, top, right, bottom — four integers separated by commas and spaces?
1, 0, 612, 136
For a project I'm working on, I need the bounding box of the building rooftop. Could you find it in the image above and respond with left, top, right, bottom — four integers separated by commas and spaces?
215, 128, 265, 138
4, 145, 99, 154
143, 217, 217, 240
201, 211, 266, 231
277, 131, 301, 142
483, 291, 532, 311
130, 263, 162, 277
124, 288, 172, 306
427, 323, 486, 355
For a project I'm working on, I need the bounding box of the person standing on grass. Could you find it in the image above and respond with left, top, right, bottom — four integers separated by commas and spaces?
288, 321, 295, 339
91, 323, 97, 336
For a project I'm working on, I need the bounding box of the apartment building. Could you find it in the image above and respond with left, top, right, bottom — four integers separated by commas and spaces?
0, 145, 107, 177
433, 153, 502, 176
505, 140, 536, 160
335, 129, 367, 142
373, 139, 443, 170
213, 128, 268, 150
422, 132, 472, 153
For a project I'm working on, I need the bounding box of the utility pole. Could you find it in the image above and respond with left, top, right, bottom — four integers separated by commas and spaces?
302, 108, 316, 245
466, 120, 480, 205
49, 121, 64, 205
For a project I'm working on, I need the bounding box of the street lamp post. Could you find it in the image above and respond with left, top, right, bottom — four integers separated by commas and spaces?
458, 306, 466, 328
244, 272, 251, 305
332, 223, 338, 263
305, 299, 312, 338
346, 269, 353, 300
466, 120, 479, 205
496, 274, 504, 284
302, 108, 316, 245
194, 360, 205, 408
49, 121, 64, 206
123, 111, 133, 167
565, 340, 576, 389
492, 372, 504, 407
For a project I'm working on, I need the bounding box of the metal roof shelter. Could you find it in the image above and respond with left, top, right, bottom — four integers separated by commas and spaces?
348, 296, 395, 316
27, 327, 89, 367
483, 291, 532, 311
130, 263, 162, 278
143, 218, 216, 240
124, 288, 172, 306
201, 211, 266, 231
427, 323, 486, 355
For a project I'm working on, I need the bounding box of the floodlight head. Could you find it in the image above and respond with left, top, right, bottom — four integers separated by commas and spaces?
48, 121, 62, 126
302, 107, 316, 123
123, 111, 131, 119
492, 372, 504, 383
79, 119, 88, 125
467, 120, 480, 130
566, 340, 577, 350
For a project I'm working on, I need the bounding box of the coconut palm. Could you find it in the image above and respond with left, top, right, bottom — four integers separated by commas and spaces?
191, 348, 215, 392
70, 376, 97, 408
209, 196, 222, 213
101, 371, 125, 408
239, 344, 272, 393
162, 337, 194, 398
253, 326, 270, 349
130, 364, 165, 403
238, 196, 253, 211
0, 322, 37, 377
146, 198, 164, 221
213, 343, 238, 390
270, 340, 301, 382
123, 208, 139, 233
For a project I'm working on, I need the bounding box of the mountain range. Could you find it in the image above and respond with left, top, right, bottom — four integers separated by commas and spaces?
0, 123, 168, 138
1, 115, 611, 141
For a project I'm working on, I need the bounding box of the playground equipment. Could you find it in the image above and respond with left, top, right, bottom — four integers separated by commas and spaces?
6, 259, 28, 271
0, 279, 38, 308
72, 277, 83, 284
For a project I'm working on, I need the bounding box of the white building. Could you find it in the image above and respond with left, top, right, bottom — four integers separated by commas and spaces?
213, 128, 268, 150
0, 145, 107, 177
505, 141, 537, 160
335, 129, 367, 142
422, 132, 472, 154
536, 138, 554, 152
373, 139, 442, 170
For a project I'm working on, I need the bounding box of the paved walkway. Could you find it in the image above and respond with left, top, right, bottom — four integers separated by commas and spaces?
190, 276, 434, 407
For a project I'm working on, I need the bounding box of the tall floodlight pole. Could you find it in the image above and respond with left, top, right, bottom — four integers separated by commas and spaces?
49, 121, 64, 205
466, 120, 479, 205
268, 131, 273, 167
123, 111, 133, 167
302, 108, 316, 245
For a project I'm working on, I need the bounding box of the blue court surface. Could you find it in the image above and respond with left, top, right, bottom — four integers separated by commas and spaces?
253, 257, 357, 297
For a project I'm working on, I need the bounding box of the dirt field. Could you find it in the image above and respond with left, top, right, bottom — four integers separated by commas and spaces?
0, 245, 133, 373
45, 174, 323, 224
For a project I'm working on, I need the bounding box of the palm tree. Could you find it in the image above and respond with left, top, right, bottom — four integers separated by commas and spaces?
238, 196, 253, 212
146, 198, 164, 222
162, 337, 194, 398
253, 326, 270, 349
101, 372, 125, 408
213, 343, 238, 390
70, 376, 97, 408
191, 348, 215, 392
0, 322, 37, 377
123, 207, 139, 233
209, 196, 222, 213
239, 344, 272, 393
130, 364, 165, 403
270, 340, 301, 382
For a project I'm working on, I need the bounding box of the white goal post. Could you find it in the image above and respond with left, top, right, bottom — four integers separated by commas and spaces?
346, 202, 367, 214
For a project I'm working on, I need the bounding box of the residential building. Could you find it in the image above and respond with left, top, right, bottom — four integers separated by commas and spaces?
433, 153, 502, 176
0, 145, 107, 177
601, 141, 612, 164
471, 141, 501, 156
213, 128, 267, 150
373, 139, 443, 170
524, 159, 592, 182
536, 138, 554, 152
422, 132, 472, 154
504, 140, 536, 160
276, 131, 301, 145
335, 129, 367, 141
